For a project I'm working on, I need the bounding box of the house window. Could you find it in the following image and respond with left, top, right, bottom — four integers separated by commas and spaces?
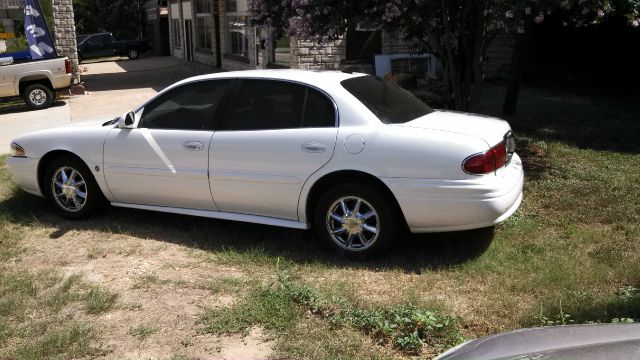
226, 0, 237, 12
346, 28, 381, 61
227, 16, 249, 58
196, 0, 214, 51
172, 19, 182, 49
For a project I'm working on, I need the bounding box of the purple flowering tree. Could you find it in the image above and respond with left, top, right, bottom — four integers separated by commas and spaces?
250, 0, 639, 113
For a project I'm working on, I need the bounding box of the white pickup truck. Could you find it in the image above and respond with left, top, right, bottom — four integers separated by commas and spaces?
0, 56, 73, 110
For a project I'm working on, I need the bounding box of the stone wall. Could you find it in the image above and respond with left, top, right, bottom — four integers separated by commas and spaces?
51, 0, 80, 84
289, 37, 345, 70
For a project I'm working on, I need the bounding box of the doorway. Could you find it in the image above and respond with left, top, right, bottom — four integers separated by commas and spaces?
185, 19, 193, 61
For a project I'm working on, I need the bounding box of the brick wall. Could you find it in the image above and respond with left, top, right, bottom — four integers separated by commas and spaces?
51, 0, 80, 83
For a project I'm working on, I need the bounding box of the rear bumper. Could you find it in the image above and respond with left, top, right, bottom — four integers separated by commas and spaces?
383, 153, 524, 233
5, 156, 43, 197
52, 73, 73, 90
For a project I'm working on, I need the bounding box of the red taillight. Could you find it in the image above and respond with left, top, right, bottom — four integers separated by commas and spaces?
65, 58, 72, 74
462, 142, 508, 175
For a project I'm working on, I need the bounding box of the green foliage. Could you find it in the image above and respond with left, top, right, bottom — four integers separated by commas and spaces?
73, 0, 146, 39
4, 36, 29, 54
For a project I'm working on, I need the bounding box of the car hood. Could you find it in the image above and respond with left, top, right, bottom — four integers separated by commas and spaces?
55, 119, 115, 128
395, 111, 512, 146
435, 323, 640, 360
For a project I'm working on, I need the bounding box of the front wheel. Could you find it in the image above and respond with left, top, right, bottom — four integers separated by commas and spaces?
127, 48, 139, 60
314, 183, 400, 257
45, 156, 104, 219
22, 84, 53, 110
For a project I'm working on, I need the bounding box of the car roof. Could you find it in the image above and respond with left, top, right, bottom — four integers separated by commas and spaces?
174, 69, 368, 90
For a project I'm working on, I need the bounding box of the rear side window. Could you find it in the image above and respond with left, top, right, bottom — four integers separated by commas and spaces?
222, 80, 336, 131
139, 80, 229, 130
341, 76, 433, 124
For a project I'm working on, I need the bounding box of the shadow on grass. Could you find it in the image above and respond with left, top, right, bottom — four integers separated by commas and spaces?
523, 289, 640, 326
0, 189, 494, 273
477, 86, 640, 154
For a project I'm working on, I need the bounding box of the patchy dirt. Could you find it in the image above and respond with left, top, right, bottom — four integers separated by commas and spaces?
17, 225, 272, 359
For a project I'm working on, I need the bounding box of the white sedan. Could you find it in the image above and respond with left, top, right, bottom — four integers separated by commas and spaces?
6, 70, 523, 256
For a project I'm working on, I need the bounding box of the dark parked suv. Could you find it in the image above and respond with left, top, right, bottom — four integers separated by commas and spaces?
76, 32, 151, 63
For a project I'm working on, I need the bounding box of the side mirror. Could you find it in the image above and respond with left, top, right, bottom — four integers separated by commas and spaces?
118, 112, 136, 129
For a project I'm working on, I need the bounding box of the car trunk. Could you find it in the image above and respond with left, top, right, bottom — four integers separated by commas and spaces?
395, 110, 513, 147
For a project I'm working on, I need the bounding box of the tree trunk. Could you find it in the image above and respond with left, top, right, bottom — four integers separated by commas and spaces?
503, 28, 530, 116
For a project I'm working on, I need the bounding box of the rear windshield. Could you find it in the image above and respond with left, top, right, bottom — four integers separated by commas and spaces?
341, 76, 433, 124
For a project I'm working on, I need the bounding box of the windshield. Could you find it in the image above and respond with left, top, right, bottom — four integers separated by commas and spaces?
341, 76, 433, 124
76, 35, 89, 44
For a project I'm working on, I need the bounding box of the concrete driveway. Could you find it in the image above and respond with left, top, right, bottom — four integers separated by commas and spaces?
0, 56, 218, 153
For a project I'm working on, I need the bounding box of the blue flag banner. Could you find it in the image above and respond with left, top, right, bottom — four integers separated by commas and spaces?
23, 0, 57, 59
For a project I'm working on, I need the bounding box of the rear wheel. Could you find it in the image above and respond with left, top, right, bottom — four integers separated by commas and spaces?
314, 183, 399, 257
23, 84, 53, 110
127, 48, 139, 60
45, 156, 104, 219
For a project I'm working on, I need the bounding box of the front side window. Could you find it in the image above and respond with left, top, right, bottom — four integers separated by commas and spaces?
222, 80, 335, 131
139, 80, 229, 130
341, 76, 433, 124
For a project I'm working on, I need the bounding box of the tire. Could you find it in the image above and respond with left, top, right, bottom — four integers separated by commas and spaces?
127, 48, 139, 60
314, 183, 400, 258
22, 84, 53, 110
77, 53, 83, 64
44, 155, 105, 220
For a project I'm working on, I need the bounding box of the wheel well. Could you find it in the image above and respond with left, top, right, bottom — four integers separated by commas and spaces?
19, 78, 53, 96
37, 150, 85, 197
305, 170, 407, 227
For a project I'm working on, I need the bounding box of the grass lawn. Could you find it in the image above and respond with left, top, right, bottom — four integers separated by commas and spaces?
0, 85, 638, 359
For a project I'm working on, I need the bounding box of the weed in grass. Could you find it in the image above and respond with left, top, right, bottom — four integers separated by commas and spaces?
200, 269, 464, 356
274, 317, 396, 360
200, 286, 301, 334
85, 286, 118, 314
12, 322, 100, 360
129, 324, 158, 339
47, 274, 82, 313
132, 274, 163, 289
207, 276, 243, 294
87, 245, 107, 260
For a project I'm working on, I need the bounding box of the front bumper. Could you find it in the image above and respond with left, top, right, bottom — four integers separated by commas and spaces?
383, 153, 524, 233
5, 156, 42, 197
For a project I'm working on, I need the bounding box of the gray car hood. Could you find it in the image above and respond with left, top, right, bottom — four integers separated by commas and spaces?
435, 324, 640, 360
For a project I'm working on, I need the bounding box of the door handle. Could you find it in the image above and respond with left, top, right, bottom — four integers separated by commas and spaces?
301, 142, 327, 153
183, 141, 204, 151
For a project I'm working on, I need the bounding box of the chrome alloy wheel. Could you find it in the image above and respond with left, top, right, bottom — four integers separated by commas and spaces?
326, 196, 380, 251
128, 49, 138, 58
51, 166, 88, 212
29, 89, 47, 106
